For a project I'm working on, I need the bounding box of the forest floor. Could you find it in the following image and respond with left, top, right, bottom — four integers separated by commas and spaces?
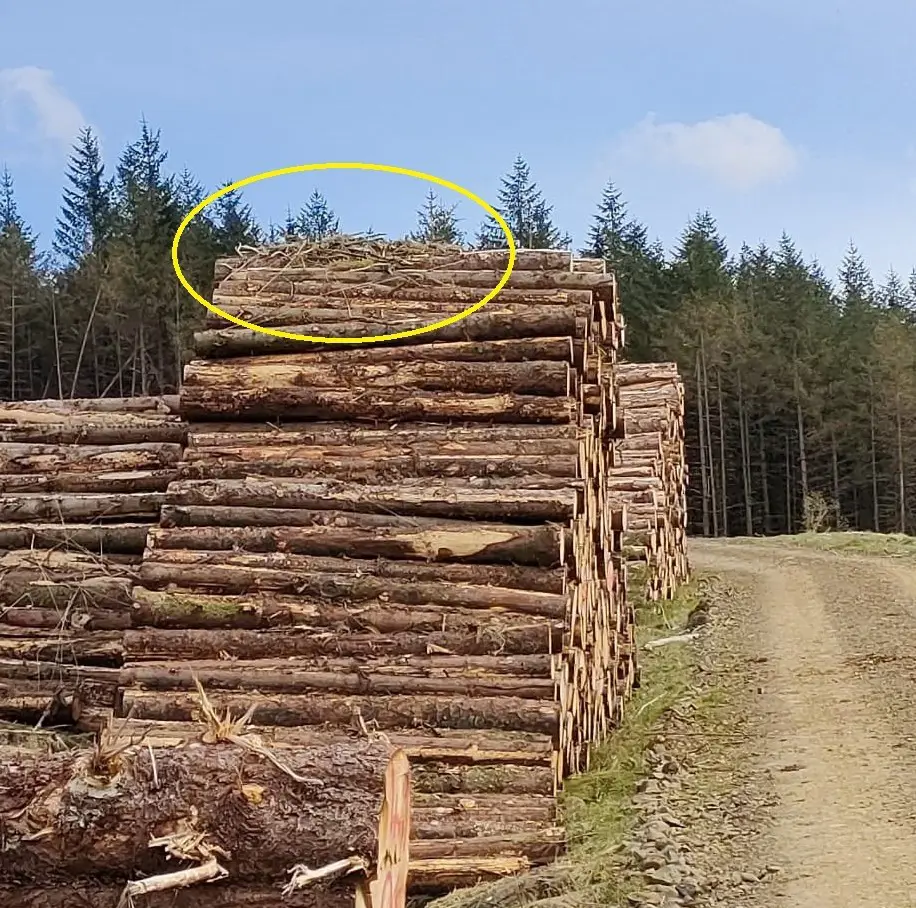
429, 535, 916, 908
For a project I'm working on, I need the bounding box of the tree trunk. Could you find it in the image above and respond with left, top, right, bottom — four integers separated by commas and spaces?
0, 740, 398, 882
118, 690, 559, 735
166, 478, 576, 522
193, 308, 589, 358
180, 387, 575, 424
148, 520, 565, 567
694, 352, 710, 536
0, 442, 181, 474
0, 492, 164, 522
0, 522, 151, 554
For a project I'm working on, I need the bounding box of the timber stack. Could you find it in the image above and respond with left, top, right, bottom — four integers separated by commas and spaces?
0, 396, 184, 729
613, 363, 689, 599
112, 239, 632, 891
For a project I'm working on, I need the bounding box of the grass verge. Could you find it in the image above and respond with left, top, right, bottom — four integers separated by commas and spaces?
423, 580, 705, 908
774, 530, 916, 557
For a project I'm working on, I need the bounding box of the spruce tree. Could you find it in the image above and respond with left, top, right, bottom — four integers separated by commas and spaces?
476, 156, 569, 249
296, 190, 339, 241
211, 183, 260, 253
581, 180, 628, 260
411, 190, 464, 244
54, 127, 113, 268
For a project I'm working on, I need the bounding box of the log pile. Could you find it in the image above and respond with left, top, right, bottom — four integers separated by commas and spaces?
0, 729, 411, 908
110, 240, 631, 890
0, 396, 184, 727
612, 363, 689, 599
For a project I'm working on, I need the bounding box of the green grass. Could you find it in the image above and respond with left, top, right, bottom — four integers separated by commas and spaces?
559, 585, 701, 904
776, 530, 916, 557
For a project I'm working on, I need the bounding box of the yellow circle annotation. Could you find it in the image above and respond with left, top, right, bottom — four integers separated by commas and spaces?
171, 162, 517, 345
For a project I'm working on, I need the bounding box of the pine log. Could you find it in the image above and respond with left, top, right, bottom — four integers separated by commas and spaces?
205, 299, 592, 329
118, 690, 559, 734
137, 551, 564, 603
187, 423, 580, 448
122, 622, 559, 660
193, 336, 577, 365
0, 396, 179, 416
129, 587, 562, 641
0, 492, 164, 521
0, 883, 367, 908
121, 660, 553, 699
178, 452, 577, 483
0, 522, 151, 553
0, 573, 133, 611
0, 629, 122, 665
615, 363, 680, 386
0, 419, 186, 446
0, 469, 177, 494
108, 721, 555, 766
225, 267, 611, 291
148, 521, 565, 566
0, 739, 397, 882
181, 387, 576, 423
0, 442, 181, 475
0, 606, 130, 631
193, 309, 589, 358
166, 478, 576, 522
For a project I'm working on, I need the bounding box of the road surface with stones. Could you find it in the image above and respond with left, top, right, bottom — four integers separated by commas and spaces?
676, 537, 916, 908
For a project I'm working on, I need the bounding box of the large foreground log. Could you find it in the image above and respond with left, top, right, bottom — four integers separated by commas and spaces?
0, 739, 401, 883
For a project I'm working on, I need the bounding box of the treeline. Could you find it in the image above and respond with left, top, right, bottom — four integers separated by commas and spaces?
3, 121, 915, 538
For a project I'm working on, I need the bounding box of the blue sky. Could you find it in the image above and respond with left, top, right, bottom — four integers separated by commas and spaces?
2, 0, 914, 283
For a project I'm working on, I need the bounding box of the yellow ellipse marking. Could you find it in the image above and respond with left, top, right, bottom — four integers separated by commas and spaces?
171, 162, 517, 344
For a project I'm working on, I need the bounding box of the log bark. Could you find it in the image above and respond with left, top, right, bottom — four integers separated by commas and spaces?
0, 470, 176, 494
138, 552, 564, 605
0, 739, 396, 881
148, 521, 565, 566
0, 492, 164, 521
615, 363, 680, 386
178, 452, 577, 483
187, 423, 579, 448
0, 396, 179, 416
118, 690, 559, 735
193, 309, 589, 358
181, 387, 575, 423
122, 620, 559, 659
166, 478, 576, 522
129, 587, 562, 641
0, 573, 133, 611
120, 655, 555, 699
192, 336, 577, 365
0, 420, 186, 446
184, 358, 571, 397
223, 266, 610, 291
0, 883, 365, 908
0, 442, 181, 475
108, 720, 555, 766
0, 522, 151, 553
205, 299, 591, 330
0, 629, 123, 664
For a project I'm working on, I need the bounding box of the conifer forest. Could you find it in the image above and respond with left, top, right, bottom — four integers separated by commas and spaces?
3, 122, 914, 541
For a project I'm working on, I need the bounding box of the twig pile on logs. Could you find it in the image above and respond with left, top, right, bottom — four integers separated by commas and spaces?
107, 240, 632, 891
612, 363, 689, 600
0, 396, 184, 727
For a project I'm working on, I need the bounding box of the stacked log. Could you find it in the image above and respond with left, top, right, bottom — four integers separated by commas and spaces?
0, 397, 184, 727
0, 734, 410, 908
612, 363, 689, 599
111, 241, 630, 890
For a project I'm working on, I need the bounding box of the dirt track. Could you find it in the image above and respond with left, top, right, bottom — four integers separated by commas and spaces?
689, 537, 916, 907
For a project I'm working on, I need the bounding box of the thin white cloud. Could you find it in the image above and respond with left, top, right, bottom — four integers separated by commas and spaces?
618, 113, 800, 190
0, 66, 87, 153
